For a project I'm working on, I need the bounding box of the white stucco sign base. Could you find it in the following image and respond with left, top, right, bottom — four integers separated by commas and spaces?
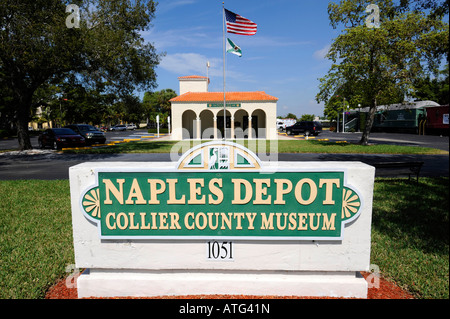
69, 142, 375, 298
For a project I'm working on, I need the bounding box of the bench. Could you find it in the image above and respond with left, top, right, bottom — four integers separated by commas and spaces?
372, 161, 424, 183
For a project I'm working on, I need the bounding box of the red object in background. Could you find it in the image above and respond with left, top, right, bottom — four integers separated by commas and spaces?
426, 105, 449, 130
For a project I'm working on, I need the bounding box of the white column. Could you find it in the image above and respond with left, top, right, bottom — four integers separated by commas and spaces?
195, 116, 201, 140
231, 116, 235, 140
213, 116, 218, 140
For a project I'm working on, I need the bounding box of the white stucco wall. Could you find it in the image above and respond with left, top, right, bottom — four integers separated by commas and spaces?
179, 79, 208, 95
171, 101, 277, 140
70, 160, 374, 298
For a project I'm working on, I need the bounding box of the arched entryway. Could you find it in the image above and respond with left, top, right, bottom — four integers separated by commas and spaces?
181, 110, 197, 139
251, 109, 267, 138
216, 109, 232, 139
233, 109, 249, 139
199, 109, 214, 139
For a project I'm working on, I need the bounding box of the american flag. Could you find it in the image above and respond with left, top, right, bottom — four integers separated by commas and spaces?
225, 9, 257, 36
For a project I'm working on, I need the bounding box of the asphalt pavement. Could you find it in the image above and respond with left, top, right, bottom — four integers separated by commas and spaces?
0, 130, 448, 180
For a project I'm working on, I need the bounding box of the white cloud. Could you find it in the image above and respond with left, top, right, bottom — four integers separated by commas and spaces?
156, 1, 197, 14
313, 44, 331, 60
142, 27, 218, 50
158, 52, 258, 92
159, 53, 221, 77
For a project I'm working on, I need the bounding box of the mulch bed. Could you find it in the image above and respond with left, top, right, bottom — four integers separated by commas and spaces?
45, 271, 415, 299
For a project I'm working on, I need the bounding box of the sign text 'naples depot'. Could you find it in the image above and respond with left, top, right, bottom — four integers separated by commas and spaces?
80, 142, 362, 240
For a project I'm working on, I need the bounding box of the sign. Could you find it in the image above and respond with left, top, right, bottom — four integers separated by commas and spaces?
80, 142, 362, 240
156, 114, 159, 137
71, 141, 374, 298
207, 103, 241, 108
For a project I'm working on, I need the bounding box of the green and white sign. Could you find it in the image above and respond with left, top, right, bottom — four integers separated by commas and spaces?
207, 103, 241, 108
80, 142, 362, 240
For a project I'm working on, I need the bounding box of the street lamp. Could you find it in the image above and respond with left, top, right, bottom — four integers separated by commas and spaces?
358, 104, 361, 132
342, 98, 346, 133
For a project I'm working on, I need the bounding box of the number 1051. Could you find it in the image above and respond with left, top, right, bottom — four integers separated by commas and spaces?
207, 241, 233, 260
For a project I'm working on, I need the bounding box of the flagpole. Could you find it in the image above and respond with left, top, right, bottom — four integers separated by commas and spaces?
222, 2, 226, 140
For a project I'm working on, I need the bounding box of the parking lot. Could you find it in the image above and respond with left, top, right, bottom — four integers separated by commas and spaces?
0, 129, 168, 151
1, 129, 448, 152
0, 129, 448, 180
279, 130, 449, 152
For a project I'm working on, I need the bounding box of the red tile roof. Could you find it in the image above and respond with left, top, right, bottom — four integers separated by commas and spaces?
178, 75, 209, 79
170, 91, 278, 102
178, 76, 209, 83
178, 75, 210, 84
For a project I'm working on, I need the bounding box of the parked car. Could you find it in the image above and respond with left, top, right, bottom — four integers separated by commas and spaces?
38, 128, 86, 149
276, 118, 296, 131
65, 124, 106, 145
126, 123, 137, 130
110, 124, 127, 131
285, 121, 323, 136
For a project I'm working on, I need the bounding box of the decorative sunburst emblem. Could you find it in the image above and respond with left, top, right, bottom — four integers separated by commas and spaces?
341, 187, 361, 219
82, 188, 100, 218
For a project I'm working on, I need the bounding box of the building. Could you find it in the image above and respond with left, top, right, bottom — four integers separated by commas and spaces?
170, 75, 278, 140
29, 106, 53, 131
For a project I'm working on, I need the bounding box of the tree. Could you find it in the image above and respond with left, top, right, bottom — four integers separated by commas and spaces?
285, 113, 298, 120
316, 0, 448, 145
61, 83, 117, 125
323, 95, 349, 124
413, 64, 449, 105
299, 114, 315, 121
0, 0, 161, 150
121, 95, 145, 125
142, 89, 177, 125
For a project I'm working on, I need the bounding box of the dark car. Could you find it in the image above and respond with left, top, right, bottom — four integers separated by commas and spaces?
285, 121, 323, 136
38, 128, 86, 149
65, 124, 106, 145
110, 124, 127, 131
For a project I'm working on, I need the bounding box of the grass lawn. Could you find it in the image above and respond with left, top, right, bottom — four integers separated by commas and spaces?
0, 180, 74, 298
62, 139, 448, 155
371, 177, 449, 299
0, 177, 448, 299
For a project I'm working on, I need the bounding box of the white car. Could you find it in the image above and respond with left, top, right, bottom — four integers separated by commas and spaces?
126, 124, 137, 130
110, 124, 127, 131
276, 119, 296, 131
276, 120, 284, 130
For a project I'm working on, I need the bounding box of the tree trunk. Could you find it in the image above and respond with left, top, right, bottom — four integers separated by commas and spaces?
16, 119, 32, 150
359, 99, 377, 146
15, 93, 33, 151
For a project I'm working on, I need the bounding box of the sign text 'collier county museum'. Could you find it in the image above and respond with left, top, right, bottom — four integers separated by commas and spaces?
80, 142, 362, 240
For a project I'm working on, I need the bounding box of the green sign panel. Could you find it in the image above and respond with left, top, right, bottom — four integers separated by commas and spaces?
80, 142, 362, 240
207, 103, 241, 108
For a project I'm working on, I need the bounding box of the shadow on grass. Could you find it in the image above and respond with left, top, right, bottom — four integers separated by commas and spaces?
63, 141, 177, 154
372, 177, 449, 255
312, 140, 354, 147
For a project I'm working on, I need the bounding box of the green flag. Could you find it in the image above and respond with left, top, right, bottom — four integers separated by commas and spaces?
226, 38, 242, 57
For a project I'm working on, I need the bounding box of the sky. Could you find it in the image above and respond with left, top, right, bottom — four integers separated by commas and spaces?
140, 0, 343, 118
